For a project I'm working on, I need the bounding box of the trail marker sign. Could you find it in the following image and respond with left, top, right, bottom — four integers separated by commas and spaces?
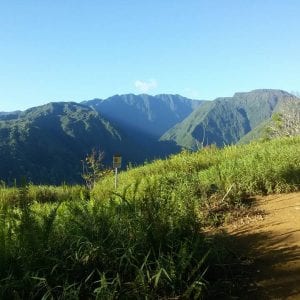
113, 154, 122, 189
113, 154, 122, 169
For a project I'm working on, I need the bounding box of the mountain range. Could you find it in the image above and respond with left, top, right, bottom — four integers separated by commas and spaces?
0, 89, 299, 184
162, 89, 299, 149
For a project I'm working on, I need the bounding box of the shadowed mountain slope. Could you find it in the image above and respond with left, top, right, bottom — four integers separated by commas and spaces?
83, 93, 203, 140
1, 90, 299, 184
0, 102, 134, 184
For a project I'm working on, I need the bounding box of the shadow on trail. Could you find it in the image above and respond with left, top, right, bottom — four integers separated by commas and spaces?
207, 229, 300, 299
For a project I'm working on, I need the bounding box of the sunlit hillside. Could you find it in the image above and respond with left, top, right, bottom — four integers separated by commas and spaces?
1, 137, 299, 298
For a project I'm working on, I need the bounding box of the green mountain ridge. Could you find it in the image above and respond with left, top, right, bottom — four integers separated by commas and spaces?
1, 89, 299, 184
0, 102, 132, 184
161, 89, 299, 149
0, 95, 197, 184
82, 93, 203, 139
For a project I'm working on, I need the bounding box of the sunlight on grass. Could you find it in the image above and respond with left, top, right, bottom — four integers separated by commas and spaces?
0, 137, 299, 298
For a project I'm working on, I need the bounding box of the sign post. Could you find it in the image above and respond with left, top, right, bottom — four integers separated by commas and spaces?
113, 154, 122, 189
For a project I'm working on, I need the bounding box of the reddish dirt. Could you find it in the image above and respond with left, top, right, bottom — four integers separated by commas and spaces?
226, 192, 300, 299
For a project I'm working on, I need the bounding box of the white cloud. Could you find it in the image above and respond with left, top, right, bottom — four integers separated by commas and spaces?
134, 79, 157, 93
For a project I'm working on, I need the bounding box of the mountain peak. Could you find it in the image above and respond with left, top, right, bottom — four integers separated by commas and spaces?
233, 89, 293, 98
162, 88, 300, 150
83, 94, 201, 138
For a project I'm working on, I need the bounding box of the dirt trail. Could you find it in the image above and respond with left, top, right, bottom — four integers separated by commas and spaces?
226, 192, 300, 299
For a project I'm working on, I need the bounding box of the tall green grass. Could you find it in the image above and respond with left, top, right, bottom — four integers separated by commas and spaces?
0, 137, 300, 298
0, 184, 88, 205
94, 136, 300, 200
0, 180, 211, 298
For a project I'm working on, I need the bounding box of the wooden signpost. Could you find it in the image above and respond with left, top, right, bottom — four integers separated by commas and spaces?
113, 154, 122, 189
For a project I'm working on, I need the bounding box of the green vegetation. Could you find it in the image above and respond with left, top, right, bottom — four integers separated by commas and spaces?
1, 90, 299, 185
0, 95, 199, 185
0, 102, 126, 184
266, 97, 300, 138
1, 137, 300, 298
83, 94, 201, 139
162, 89, 300, 149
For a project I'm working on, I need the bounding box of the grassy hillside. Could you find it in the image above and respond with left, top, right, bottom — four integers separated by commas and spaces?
0, 137, 300, 298
94, 136, 300, 202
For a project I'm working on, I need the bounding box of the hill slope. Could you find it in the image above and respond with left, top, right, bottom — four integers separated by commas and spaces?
161, 89, 299, 149
0, 94, 204, 184
1, 136, 300, 298
0, 102, 133, 184
82, 94, 202, 163
1, 90, 299, 184
83, 94, 202, 139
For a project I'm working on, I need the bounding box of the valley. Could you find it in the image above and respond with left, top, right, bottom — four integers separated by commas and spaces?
0, 89, 299, 185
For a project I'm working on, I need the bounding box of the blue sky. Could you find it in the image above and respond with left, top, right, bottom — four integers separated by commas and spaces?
1, 0, 300, 111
